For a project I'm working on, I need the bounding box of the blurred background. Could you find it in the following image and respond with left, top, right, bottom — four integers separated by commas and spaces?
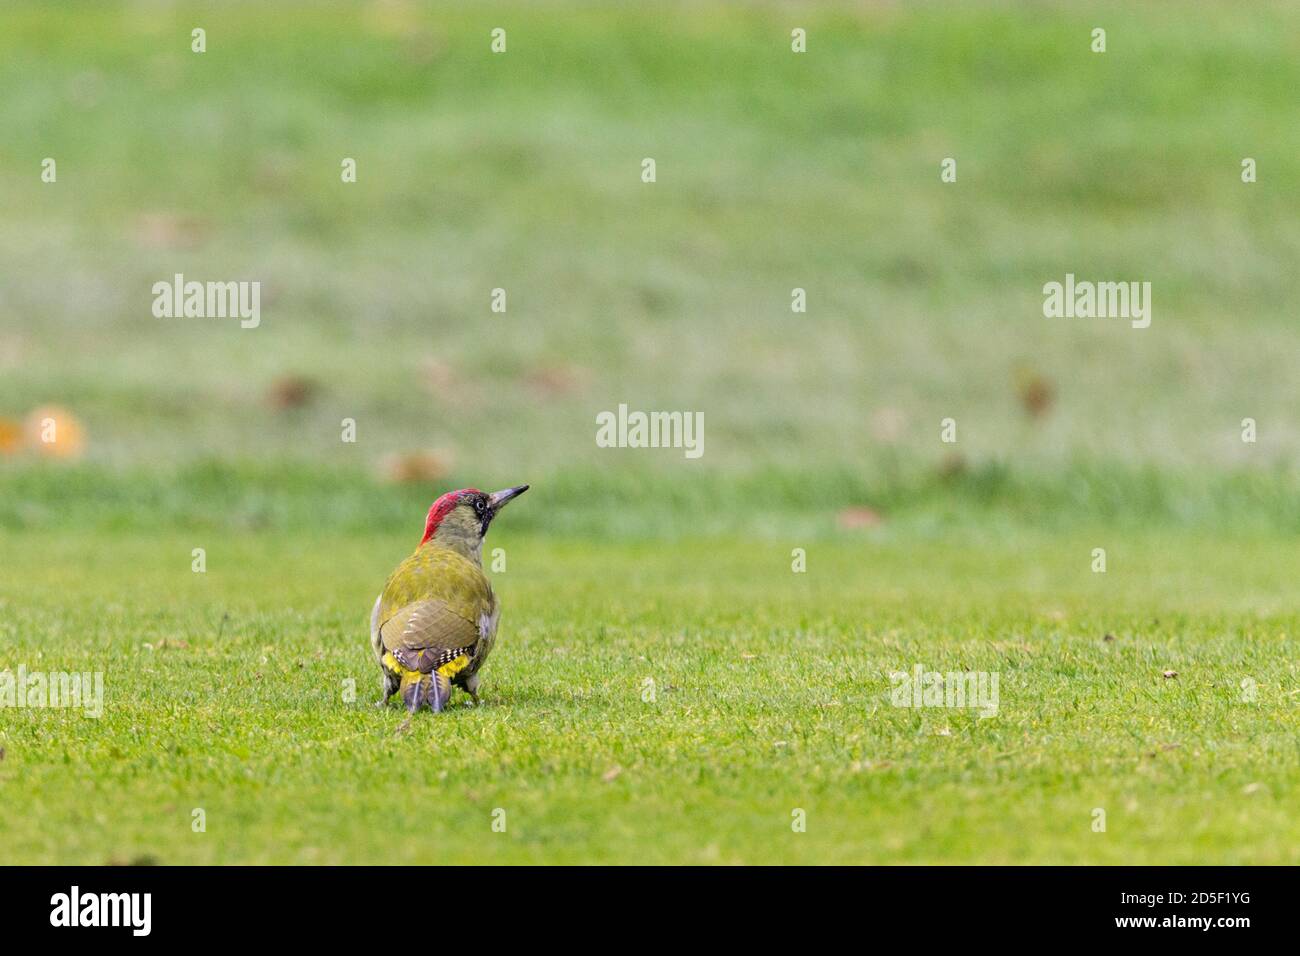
1, 0, 1297, 537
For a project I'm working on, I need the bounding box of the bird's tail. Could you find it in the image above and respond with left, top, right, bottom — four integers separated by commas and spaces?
399, 671, 425, 713
398, 669, 452, 713
425, 671, 452, 713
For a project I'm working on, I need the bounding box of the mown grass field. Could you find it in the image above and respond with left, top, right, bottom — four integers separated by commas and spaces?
3, 524, 1299, 865
1, 2, 1298, 864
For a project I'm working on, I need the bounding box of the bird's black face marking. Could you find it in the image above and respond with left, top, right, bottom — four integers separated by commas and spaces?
471, 492, 492, 535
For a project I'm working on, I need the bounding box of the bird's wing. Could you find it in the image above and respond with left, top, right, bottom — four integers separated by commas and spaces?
377, 546, 494, 671
381, 599, 479, 668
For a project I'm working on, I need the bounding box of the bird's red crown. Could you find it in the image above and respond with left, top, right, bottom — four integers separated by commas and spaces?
420, 488, 483, 544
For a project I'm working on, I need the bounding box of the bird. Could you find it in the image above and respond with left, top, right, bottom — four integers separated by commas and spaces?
369, 485, 528, 713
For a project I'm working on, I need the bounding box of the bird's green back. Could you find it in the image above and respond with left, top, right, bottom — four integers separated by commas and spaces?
379, 542, 494, 634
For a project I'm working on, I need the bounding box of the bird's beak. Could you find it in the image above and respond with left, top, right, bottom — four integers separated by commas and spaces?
488, 485, 529, 513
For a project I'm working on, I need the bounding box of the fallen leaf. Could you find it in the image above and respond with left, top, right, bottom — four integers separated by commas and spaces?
1014, 369, 1056, 419
421, 358, 458, 398
266, 375, 318, 410
837, 506, 883, 530
526, 364, 588, 399
601, 766, 622, 783
936, 451, 967, 479
1162, 670, 1178, 679
0, 417, 22, 455
25, 405, 85, 459
379, 451, 451, 484
133, 211, 208, 250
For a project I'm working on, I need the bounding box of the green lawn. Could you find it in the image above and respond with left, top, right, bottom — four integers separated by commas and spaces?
0, 1, 1296, 476
1, 1, 1298, 865
3, 524, 1298, 864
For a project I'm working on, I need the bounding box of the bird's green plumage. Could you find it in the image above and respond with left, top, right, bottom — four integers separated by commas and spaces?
377, 543, 493, 655
370, 486, 527, 713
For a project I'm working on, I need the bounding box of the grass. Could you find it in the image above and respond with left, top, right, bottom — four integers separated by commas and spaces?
0, 1, 1297, 474
2, 1, 1299, 864
3, 459, 1300, 541
3, 525, 1299, 864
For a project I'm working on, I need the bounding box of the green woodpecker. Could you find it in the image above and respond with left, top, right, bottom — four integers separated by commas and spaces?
370, 485, 528, 713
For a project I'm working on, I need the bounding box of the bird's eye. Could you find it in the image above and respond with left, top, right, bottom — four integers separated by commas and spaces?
475, 498, 486, 515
